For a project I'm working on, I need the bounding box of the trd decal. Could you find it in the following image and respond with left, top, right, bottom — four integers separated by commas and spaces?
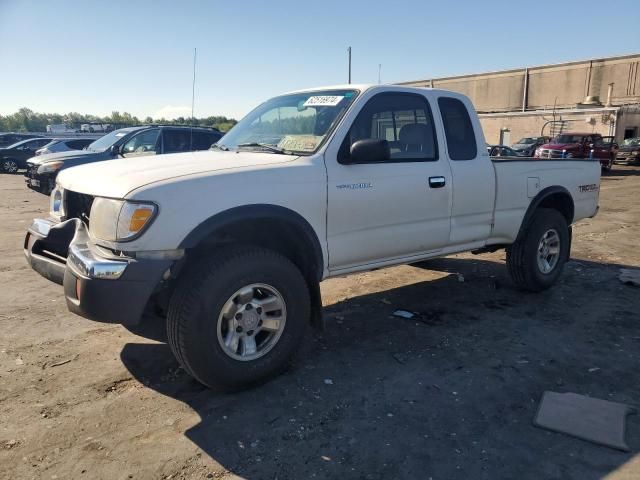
578, 184, 599, 192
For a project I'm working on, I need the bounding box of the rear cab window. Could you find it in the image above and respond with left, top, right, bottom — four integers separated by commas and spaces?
438, 97, 477, 160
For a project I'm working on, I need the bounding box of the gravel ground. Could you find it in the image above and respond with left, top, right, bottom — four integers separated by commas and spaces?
1, 166, 639, 480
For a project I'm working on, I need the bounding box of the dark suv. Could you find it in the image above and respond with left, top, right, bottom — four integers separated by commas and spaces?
25, 125, 222, 194
0, 133, 40, 148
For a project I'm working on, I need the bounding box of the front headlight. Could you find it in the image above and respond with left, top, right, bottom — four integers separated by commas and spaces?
37, 161, 64, 174
50, 186, 65, 218
89, 197, 157, 242
632, 150, 639, 155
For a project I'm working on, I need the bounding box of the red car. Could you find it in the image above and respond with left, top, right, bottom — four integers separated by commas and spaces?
535, 133, 615, 171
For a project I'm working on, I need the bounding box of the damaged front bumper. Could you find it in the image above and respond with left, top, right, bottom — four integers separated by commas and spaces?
24, 218, 172, 325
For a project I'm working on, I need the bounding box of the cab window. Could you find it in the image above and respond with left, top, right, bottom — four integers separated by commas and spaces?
162, 130, 191, 153
340, 93, 437, 163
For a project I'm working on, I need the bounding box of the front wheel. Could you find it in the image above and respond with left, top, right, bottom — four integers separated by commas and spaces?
506, 208, 570, 292
602, 156, 613, 172
167, 246, 310, 390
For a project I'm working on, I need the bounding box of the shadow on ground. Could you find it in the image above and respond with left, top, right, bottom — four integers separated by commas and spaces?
121, 256, 640, 479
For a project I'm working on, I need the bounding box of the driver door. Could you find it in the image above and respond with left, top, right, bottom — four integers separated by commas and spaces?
325, 92, 452, 271
121, 128, 160, 158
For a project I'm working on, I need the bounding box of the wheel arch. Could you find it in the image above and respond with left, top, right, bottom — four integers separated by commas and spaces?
178, 204, 325, 329
516, 186, 574, 241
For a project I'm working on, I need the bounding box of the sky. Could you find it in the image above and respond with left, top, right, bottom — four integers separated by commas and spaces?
1, 0, 639, 120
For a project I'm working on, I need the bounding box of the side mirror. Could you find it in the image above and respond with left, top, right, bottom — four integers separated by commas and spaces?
347, 139, 390, 164
110, 145, 121, 156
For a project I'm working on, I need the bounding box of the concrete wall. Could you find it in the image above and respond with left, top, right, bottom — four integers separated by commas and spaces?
399, 54, 640, 113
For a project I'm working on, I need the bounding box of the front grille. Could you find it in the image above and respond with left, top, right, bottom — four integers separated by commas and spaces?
538, 149, 565, 159
617, 152, 632, 158
65, 190, 94, 225
25, 162, 38, 178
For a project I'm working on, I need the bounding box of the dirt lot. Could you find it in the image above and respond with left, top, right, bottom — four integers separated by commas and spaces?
1, 167, 639, 480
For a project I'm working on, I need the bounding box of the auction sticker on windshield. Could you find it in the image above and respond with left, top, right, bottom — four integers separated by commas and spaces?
303, 96, 344, 107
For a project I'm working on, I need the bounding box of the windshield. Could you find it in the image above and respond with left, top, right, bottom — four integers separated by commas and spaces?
86, 130, 131, 152
217, 89, 359, 154
515, 137, 538, 145
553, 135, 585, 144
622, 137, 640, 147
5, 139, 34, 149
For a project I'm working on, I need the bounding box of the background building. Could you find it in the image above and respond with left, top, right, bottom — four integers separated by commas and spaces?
399, 53, 640, 145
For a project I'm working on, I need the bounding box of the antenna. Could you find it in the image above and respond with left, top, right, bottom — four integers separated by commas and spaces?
347, 47, 352, 84
378, 63, 381, 84
190, 47, 197, 149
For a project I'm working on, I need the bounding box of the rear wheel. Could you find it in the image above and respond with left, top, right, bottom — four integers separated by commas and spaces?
167, 246, 310, 390
506, 208, 570, 292
1, 159, 18, 173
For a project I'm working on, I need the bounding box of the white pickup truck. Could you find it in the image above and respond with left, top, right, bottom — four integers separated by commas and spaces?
24, 85, 600, 390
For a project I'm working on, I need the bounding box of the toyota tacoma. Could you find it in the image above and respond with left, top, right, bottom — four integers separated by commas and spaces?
24, 85, 601, 390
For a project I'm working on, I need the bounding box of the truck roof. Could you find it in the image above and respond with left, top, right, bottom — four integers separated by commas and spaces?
284, 84, 449, 95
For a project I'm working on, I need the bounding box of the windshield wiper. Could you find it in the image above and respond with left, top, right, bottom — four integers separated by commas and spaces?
236, 142, 288, 154
210, 143, 229, 151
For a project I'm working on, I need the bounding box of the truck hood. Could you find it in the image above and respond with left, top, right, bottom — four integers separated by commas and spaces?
29, 149, 97, 165
619, 145, 640, 152
541, 143, 582, 150
56, 150, 299, 198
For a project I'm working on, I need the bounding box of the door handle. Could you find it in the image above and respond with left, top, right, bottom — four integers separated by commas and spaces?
429, 176, 446, 188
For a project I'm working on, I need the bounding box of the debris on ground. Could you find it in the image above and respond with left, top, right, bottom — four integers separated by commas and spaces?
393, 310, 415, 319
534, 391, 637, 451
323, 378, 333, 385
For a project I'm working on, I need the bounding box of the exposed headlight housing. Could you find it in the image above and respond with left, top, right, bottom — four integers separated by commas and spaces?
49, 186, 65, 219
37, 161, 64, 174
89, 197, 157, 242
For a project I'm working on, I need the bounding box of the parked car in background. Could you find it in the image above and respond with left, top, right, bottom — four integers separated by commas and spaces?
487, 145, 519, 157
0, 133, 40, 148
46, 123, 76, 134
25, 125, 222, 194
0, 138, 51, 173
535, 133, 615, 171
616, 137, 640, 164
35, 138, 94, 156
511, 136, 551, 157
80, 123, 112, 133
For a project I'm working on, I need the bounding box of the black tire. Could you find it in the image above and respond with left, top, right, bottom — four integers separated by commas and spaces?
167, 246, 310, 391
602, 156, 613, 172
506, 208, 570, 292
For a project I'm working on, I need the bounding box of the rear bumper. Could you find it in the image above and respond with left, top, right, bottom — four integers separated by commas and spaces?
24, 218, 172, 325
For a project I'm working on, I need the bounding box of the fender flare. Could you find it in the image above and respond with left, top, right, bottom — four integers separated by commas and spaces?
178, 204, 324, 280
516, 186, 574, 241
